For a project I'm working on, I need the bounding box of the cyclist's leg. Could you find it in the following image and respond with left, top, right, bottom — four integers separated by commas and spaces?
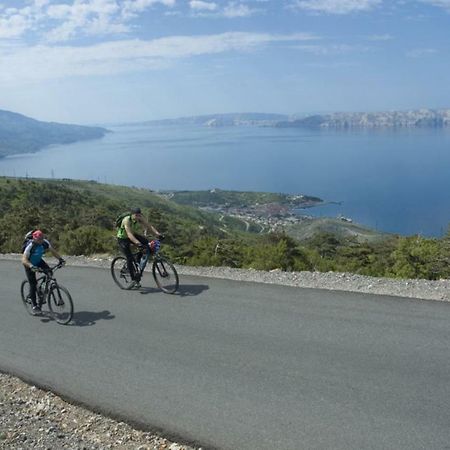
37, 260, 50, 272
24, 265, 38, 307
135, 235, 150, 254
135, 235, 150, 273
118, 238, 138, 281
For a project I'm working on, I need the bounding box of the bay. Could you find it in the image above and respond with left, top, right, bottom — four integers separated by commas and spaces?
0, 124, 449, 237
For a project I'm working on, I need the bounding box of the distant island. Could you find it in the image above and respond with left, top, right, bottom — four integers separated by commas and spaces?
142, 112, 289, 127
275, 109, 450, 129
0, 109, 109, 158
144, 109, 450, 129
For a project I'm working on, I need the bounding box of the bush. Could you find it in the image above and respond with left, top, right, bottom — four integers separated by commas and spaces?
59, 226, 115, 255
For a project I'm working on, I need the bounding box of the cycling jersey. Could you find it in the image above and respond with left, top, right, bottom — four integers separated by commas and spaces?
117, 215, 140, 239
23, 239, 51, 266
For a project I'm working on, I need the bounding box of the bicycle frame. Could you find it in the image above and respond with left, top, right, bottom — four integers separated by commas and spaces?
35, 263, 64, 301
132, 239, 161, 275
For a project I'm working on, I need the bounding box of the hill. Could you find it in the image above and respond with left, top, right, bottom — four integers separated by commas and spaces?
0, 109, 109, 157
1, 177, 448, 279
275, 109, 450, 129
137, 109, 450, 130
142, 112, 288, 127
164, 189, 385, 243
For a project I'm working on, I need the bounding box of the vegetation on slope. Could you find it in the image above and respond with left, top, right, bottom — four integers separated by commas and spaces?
0, 177, 449, 280
0, 109, 108, 157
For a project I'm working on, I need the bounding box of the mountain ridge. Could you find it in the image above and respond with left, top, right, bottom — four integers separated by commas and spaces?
140, 108, 450, 129
0, 109, 109, 158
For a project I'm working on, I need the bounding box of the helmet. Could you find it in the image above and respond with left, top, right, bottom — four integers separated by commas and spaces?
32, 230, 44, 240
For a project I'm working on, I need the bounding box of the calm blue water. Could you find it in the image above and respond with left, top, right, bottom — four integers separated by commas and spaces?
1, 124, 449, 237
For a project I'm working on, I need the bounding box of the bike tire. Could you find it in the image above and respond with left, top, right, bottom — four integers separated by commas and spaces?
20, 280, 34, 315
47, 284, 73, 325
152, 257, 179, 294
111, 256, 139, 290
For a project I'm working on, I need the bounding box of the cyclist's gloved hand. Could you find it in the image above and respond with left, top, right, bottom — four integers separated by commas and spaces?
59, 258, 66, 266
30, 265, 39, 272
157, 233, 165, 241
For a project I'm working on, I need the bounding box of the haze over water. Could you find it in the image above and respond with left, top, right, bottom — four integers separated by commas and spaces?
1, 124, 449, 237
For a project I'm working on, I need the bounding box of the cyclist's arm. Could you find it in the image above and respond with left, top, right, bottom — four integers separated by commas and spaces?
22, 243, 34, 268
21, 253, 33, 268
124, 217, 141, 245
139, 217, 160, 236
49, 247, 63, 260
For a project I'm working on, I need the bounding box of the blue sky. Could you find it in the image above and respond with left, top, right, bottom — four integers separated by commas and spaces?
0, 0, 449, 124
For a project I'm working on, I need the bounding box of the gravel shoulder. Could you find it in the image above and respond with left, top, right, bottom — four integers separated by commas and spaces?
1, 253, 449, 449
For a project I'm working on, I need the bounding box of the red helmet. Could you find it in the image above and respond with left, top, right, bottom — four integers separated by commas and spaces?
32, 230, 44, 240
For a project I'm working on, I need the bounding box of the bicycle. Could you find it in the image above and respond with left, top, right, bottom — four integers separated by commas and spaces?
110, 237, 179, 294
20, 262, 74, 325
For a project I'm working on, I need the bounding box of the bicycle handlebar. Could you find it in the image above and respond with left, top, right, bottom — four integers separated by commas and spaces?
36, 261, 65, 274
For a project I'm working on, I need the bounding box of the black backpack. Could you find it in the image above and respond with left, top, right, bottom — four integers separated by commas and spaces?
21, 229, 37, 253
115, 212, 131, 229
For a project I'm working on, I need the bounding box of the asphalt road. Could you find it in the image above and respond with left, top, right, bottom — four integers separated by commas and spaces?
1, 259, 450, 450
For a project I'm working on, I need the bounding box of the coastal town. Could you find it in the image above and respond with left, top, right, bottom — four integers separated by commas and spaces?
163, 189, 331, 233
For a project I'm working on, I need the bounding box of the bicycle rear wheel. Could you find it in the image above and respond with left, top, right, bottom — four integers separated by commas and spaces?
47, 283, 73, 325
20, 280, 34, 315
152, 257, 179, 294
111, 256, 139, 290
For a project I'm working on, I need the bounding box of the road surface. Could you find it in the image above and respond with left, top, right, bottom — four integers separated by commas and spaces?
1, 259, 449, 449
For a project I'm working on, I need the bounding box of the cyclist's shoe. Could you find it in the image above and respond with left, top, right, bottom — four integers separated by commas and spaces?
32, 305, 42, 315
131, 280, 141, 289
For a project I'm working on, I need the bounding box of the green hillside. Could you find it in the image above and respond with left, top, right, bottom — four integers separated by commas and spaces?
165, 189, 322, 208
1, 177, 449, 280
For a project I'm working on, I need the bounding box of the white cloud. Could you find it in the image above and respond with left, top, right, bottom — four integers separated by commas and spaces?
406, 47, 438, 57
189, 0, 218, 11
0, 31, 319, 84
294, 43, 370, 54
366, 33, 393, 41
0, 12, 30, 39
121, 0, 176, 19
290, 0, 382, 14
0, 0, 176, 43
223, 2, 258, 17
44, 0, 128, 42
420, 0, 450, 11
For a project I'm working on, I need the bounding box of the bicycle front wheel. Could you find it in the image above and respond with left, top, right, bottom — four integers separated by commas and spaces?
152, 257, 179, 294
111, 256, 138, 290
20, 280, 34, 315
47, 284, 73, 325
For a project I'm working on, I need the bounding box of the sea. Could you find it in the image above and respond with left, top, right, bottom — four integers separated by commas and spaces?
1, 124, 449, 237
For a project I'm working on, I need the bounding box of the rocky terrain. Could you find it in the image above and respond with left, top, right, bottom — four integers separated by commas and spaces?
1, 253, 449, 449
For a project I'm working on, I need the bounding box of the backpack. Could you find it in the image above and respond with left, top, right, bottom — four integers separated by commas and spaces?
21, 229, 37, 253
115, 212, 131, 229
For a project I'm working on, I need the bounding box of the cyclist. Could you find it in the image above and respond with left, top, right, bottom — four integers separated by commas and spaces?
22, 229, 65, 314
117, 207, 162, 287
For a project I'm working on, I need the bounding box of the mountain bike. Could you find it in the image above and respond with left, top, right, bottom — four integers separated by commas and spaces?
111, 237, 179, 294
20, 262, 73, 325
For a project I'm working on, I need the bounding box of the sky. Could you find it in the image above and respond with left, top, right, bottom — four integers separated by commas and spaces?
0, 0, 449, 124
